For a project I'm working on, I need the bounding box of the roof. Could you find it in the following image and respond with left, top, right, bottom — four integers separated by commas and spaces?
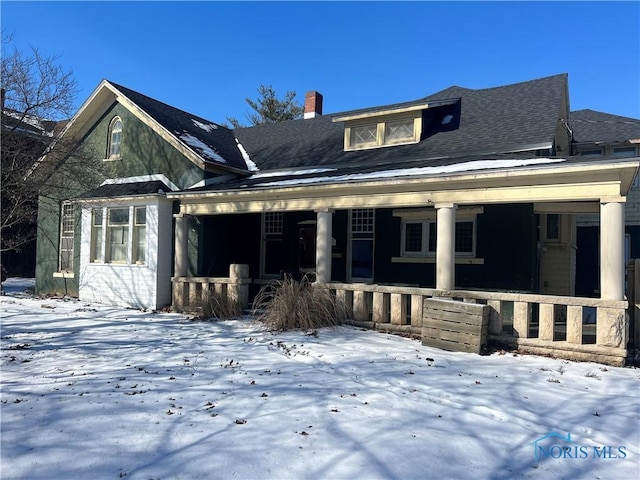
571, 109, 640, 144
234, 74, 568, 171
181, 153, 623, 194
79, 180, 172, 199
107, 82, 250, 172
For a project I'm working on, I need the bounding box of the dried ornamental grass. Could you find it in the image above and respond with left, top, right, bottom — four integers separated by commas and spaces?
252, 273, 348, 331
201, 288, 243, 320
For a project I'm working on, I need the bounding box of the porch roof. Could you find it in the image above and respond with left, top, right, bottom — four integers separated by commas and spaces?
167, 154, 639, 215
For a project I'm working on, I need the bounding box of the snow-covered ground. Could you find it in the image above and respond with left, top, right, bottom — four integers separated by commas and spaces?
1, 279, 639, 480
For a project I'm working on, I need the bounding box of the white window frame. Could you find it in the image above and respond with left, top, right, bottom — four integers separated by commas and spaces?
90, 207, 104, 263
133, 207, 147, 265
88, 205, 148, 266
58, 202, 75, 273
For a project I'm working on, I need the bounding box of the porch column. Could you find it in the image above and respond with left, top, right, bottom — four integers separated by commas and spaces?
600, 200, 625, 300
436, 203, 456, 291
315, 209, 333, 283
174, 214, 189, 277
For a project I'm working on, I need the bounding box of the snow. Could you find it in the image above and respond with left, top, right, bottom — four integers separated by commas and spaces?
235, 138, 259, 172
251, 167, 337, 179
191, 119, 219, 132
179, 132, 227, 164
254, 158, 567, 188
1, 283, 639, 480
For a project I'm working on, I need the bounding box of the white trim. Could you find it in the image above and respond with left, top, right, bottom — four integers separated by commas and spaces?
102, 174, 179, 191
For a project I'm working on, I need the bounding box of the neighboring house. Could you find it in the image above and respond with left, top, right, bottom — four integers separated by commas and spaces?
1, 95, 65, 277
34, 74, 639, 365
570, 109, 640, 297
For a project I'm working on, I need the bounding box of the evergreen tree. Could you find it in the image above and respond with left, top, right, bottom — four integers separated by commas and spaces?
227, 84, 304, 128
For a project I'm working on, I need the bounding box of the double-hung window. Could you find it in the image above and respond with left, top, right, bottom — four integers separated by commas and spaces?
59, 202, 75, 272
107, 208, 130, 263
90, 208, 103, 262
133, 207, 146, 264
262, 212, 284, 277
349, 209, 375, 281
91, 206, 147, 265
396, 207, 482, 261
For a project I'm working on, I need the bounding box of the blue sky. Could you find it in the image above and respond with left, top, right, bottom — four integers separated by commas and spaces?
2, 1, 639, 124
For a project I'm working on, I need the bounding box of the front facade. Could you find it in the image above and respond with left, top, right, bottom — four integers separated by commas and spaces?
35, 74, 639, 364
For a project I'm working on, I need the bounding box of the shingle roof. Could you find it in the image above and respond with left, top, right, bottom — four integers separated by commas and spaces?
80, 181, 172, 199
107, 82, 250, 172
571, 109, 640, 144
235, 74, 568, 171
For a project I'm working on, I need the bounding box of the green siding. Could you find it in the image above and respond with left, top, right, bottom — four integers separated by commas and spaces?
35, 101, 210, 296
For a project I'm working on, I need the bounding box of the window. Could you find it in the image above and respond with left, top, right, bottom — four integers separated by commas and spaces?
345, 115, 420, 151
350, 124, 377, 148
262, 212, 284, 277
107, 208, 129, 263
612, 146, 637, 158
385, 118, 414, 144
395, 207, 482, 260
133, 207, 146, 264
578, 149, 603, 157
90, 208, 103, 262
401, 219, 476, 256
107, 117, 123, 159
545, 214, 560, 241
59, 203, 75, 272
349, 209, 375, 281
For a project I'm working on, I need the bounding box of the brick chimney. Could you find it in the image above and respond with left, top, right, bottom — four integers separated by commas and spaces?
304, 91, 323, 119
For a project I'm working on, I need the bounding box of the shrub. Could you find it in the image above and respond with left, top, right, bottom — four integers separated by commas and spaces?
201, 288, 243, 320
252, 273, 347, 331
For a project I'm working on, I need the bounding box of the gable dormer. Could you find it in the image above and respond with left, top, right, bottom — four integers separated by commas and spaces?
332, 98, 460, 152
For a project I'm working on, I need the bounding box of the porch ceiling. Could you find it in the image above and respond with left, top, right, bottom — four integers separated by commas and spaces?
170, 159, 639, 216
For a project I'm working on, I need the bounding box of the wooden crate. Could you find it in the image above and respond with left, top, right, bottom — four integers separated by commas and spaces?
422, 298, 489, 354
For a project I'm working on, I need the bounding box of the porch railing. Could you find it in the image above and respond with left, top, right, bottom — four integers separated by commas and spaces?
172, 264, 251, 313
170, 267, 630, 366
325, 282, 629, 366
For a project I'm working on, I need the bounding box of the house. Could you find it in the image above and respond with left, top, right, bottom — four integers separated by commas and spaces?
34, 74, 639, 365
0, 90, 67, 278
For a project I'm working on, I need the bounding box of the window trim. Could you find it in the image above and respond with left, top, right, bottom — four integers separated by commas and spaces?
348, 208, 375, 282
394, 207, 482, 261
57, 202, 75, 275
260, 212, 284, 278
344, 113, 421, 151
106, 116, 123, 161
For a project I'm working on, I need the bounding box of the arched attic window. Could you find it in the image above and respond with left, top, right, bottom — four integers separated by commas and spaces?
107, 117, 123, 159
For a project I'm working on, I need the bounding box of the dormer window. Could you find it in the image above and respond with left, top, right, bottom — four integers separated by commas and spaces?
107, 117, 123, 160
343, 115, 420, 151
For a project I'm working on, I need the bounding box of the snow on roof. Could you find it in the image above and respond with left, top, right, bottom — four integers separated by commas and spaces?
235, 138, 259, 172
179, 132, 227, 164
251, 167, 337, 180
253, 158, 567, 188
192, 119, 219, 132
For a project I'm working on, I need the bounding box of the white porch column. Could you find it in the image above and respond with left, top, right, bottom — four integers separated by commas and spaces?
600, 200, 625, 300
174, 214, 189, 277
315, 209, 333, 283
436, 203, 456, 291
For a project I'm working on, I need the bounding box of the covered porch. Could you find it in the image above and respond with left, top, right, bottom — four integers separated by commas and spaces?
168, 158, 639, 365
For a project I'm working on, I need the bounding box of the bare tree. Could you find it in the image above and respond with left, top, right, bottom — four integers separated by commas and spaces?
227, 84, 304, 128
1, 34, 106, 258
